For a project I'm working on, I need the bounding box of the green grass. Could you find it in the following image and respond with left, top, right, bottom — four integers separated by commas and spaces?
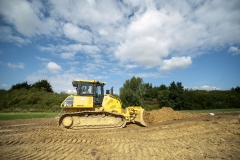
144, 105, 160, 111
0, 112, 60, 121
1, 108, 239, 121
179, 108, 240, 114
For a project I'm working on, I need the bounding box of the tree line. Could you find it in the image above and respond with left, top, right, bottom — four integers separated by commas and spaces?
0, 80, 66, 112
0, 78, 239, 111
10, 80, 54, 92
119, 76, 240, 110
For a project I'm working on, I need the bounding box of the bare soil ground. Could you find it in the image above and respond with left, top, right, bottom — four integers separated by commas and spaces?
0, 108, 239, 160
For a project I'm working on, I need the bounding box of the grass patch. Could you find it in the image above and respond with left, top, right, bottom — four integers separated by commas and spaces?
0, 112, 60, 121
144, 105, 160, 111
179, 108, 240, 114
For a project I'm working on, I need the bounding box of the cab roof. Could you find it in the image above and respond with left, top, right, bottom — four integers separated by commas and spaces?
73, 79, 106, 84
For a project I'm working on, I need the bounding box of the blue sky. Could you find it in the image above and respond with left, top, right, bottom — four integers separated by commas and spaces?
0, 0, 240, 94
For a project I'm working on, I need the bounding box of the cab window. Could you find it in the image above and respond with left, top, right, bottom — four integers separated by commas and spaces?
94, 84, 104, 106
81, 82, 93, 94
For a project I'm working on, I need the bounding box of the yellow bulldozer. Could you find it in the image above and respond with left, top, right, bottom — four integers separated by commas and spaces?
59, 79, 147, 130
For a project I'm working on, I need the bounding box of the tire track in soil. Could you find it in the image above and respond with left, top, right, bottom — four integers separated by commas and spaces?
3, 135, 104, 159
0, 120, 191, 159
0, 113, 240, 160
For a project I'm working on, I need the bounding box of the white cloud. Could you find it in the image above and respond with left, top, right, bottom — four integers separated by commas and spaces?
115, 0, 240, 69
65, 89, 77, 94
2, 84, 8, 87
60, 52, 76, 59
0, 0, 40, 37
63, 23, 92, 44
190, 85, 221, 91
1, 0, 240, 77
115, 9, 170, 68
46, 62, 61, 73
0, 26, 31, 46
39, 43, 100, 55
0, 84, 10, 90
115, 37, 167, 68
0, 0, 58, 37
98, 29, 108, 36
7, 62, 25, 69
50, 0, 124, 26
125, 64, 138, 69
200, 85, 221, 90
128, 72, 162, 78
26, 66, 92, 93
67, 61, 80, 65
35, 56, 50, 61
160, 56, 192, 71
228, 46, 240, 55
26, 68, 89, 93
38, 44, 57, 52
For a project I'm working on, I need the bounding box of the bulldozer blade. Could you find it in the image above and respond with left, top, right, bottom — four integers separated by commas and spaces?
132, 107, 147, 127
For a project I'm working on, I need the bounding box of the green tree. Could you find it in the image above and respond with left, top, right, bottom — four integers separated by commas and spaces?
145, 84, 168, 99
159, 84, 168, 90
32, 80, 53, 92
158, 89, 171, 107
10, 81, 31, 90
231, 86, 240, 94
144, 83, 153, 98
168, 81, 185, 110
119, 76, 146, 108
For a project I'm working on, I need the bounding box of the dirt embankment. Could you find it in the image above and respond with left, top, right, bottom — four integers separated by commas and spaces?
144, 107, 202, 125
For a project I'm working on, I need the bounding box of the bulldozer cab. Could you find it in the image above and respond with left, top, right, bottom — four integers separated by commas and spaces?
73, 80, 105, 107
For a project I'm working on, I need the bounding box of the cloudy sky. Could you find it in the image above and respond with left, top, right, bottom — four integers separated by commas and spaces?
0, 0, 240, 93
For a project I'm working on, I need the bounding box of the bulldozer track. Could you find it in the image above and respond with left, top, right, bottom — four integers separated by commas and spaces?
59, 111, 126, 130
0, 114, 239, 160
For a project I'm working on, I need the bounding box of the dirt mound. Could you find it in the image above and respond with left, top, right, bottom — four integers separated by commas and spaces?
144, 107, 201, 125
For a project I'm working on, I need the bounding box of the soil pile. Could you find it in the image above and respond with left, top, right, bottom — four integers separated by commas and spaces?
144, 107, 201, 125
